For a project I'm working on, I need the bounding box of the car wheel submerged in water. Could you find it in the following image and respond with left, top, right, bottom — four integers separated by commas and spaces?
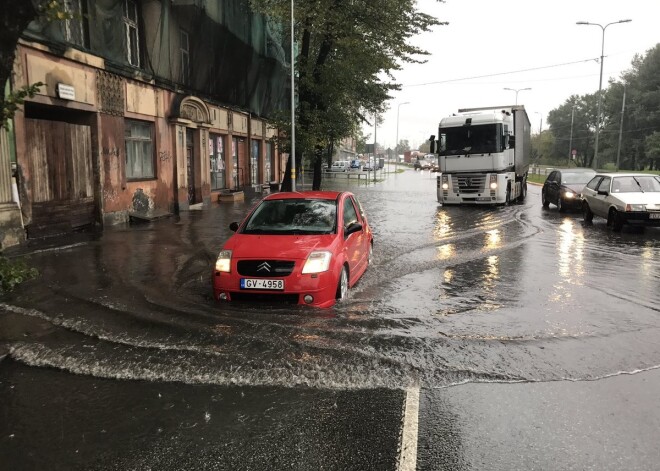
582, 202, 594, 223
336, 266, 349, 301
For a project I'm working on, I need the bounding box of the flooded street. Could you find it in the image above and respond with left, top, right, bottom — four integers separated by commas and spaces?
2, 166, 660, 470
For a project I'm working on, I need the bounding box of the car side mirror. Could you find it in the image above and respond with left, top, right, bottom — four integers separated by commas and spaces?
345, 222, 362, 237
229, 222, 239, 232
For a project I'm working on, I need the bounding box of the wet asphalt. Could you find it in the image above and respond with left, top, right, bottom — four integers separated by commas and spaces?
1, 165, 659, 470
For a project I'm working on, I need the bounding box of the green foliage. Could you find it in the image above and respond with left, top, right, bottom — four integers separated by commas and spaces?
38, 0, 75, 21
0, 256, 38, 294
249, 0, 447, 189
2, 83, 43, 129
547, 43, 660, 171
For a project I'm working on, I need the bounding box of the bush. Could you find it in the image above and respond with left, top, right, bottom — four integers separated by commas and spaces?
0, 256, 38, 294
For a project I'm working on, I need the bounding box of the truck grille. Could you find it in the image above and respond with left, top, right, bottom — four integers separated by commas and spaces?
452, 174, 486, 194
237, 260, 295, 277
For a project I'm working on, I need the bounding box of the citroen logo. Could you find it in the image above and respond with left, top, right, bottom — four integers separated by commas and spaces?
257, 262, 271, 272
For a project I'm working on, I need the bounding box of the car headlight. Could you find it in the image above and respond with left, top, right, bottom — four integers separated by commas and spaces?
564, 191, 575, 199
302, 251, 332, 274
215, 250, 232, 272
625, 204, 646, 212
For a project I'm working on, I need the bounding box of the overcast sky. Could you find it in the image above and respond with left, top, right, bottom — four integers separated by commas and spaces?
365, 0, 659, 151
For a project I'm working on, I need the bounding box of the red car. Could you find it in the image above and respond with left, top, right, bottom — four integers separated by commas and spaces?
213, 191, 373, 308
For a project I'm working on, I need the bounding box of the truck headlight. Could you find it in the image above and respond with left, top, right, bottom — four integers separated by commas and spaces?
215, 250, 232, 272
441, 174, 449, 190
489, 175, 497, 190
302, 251, 332, 274
625, 204, 646, 212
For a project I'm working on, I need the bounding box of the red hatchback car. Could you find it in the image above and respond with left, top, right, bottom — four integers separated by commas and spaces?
213, 191, 373, 308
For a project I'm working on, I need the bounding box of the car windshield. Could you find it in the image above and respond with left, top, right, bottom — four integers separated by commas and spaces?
611, 175, 660, 193
562, 171, 596, 184
242, 198, 337, 235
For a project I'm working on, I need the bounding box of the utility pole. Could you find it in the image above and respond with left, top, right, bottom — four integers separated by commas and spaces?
616, 82, 626, 172
373, 113, 377, 183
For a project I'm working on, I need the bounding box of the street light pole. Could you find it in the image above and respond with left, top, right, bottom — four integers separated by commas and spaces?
568, 103, 575, 165
373, 113, 377, 183
395, 102, 410, 171
576, 19, 631, 170
503, 87, 531, 105
290, 0, 296, 191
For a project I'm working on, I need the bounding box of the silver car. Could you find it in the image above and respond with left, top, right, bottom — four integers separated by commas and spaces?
581, 173, 660, 231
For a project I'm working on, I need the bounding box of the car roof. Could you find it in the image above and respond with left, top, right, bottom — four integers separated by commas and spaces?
263, 191, 344, 201
553, 168, 596, 172
595, 172, 659, 178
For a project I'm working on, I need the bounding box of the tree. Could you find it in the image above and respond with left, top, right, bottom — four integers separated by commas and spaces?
1, 1, 70, 128
547, 94, 599, 167
395, 139, 410, 155
249, 0, 446, 190
645, 131, 660, 170
601, 44, 660, 170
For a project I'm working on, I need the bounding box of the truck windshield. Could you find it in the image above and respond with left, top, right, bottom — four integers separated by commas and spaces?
440, 124, 500, 155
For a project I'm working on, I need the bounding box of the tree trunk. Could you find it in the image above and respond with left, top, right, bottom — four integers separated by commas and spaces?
1, 1, 39, 125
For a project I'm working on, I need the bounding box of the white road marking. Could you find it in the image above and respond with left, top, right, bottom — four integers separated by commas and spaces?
397, 387, 420, 471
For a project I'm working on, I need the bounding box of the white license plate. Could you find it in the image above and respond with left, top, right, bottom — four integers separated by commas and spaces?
650, 213, 660, 219
240, 278, 284, 290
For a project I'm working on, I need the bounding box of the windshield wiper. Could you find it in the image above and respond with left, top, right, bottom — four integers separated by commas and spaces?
632, 177, 645, 192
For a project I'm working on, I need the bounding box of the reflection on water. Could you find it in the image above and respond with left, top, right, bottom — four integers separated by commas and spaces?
485, 229, 501, 250
437, 243, 455, 260
434, 211, 452, 239
557, 219, 585, 284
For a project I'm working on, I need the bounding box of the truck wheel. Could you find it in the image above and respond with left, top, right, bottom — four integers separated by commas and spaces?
517, 181, 527, 203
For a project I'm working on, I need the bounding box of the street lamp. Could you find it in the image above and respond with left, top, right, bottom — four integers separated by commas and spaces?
576, 19, 632, 170
395, 102, 410, 169
503, 87, 531, 105
290, 0, 296, 191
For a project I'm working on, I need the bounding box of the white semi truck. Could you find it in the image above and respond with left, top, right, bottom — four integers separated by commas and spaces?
430, 105, 531, 205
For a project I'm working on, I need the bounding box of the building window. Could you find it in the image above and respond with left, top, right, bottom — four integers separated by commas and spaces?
266, 142, 275, 182
125, 120, 154, 179
251, 139, 260, 185
232, 137, 239, 188
63, 0, 87, 47
210, 134, 226, 190
123, 0, 140, 67
180, 29, 190, 85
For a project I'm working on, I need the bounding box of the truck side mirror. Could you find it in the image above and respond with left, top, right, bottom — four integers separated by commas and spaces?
429, 135, 436, 154
508, 135, 516, 148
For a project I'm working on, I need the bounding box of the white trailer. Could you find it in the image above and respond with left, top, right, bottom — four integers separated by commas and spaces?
431, 105, 531, 205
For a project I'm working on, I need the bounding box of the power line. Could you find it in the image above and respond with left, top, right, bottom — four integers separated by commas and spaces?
404, 57, 599, 88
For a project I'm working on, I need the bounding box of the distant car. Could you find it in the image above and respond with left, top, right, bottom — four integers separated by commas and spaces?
414, 159, 431, 170
213, 191, 373, 307
541, 168, 596, 212
581, 173, 660, 231
362, 161, 374, 171
349, 159, 361, 169
328, 160, 350, 172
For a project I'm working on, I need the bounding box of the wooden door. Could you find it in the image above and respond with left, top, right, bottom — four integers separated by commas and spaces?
24, 119, 95, 237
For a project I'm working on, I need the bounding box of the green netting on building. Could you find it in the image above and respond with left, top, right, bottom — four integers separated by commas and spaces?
24, 0, 290, 118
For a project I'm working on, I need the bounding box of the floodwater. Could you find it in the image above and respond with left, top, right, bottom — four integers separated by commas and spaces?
2, 166, 660, 469
2, 168, 660, 390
